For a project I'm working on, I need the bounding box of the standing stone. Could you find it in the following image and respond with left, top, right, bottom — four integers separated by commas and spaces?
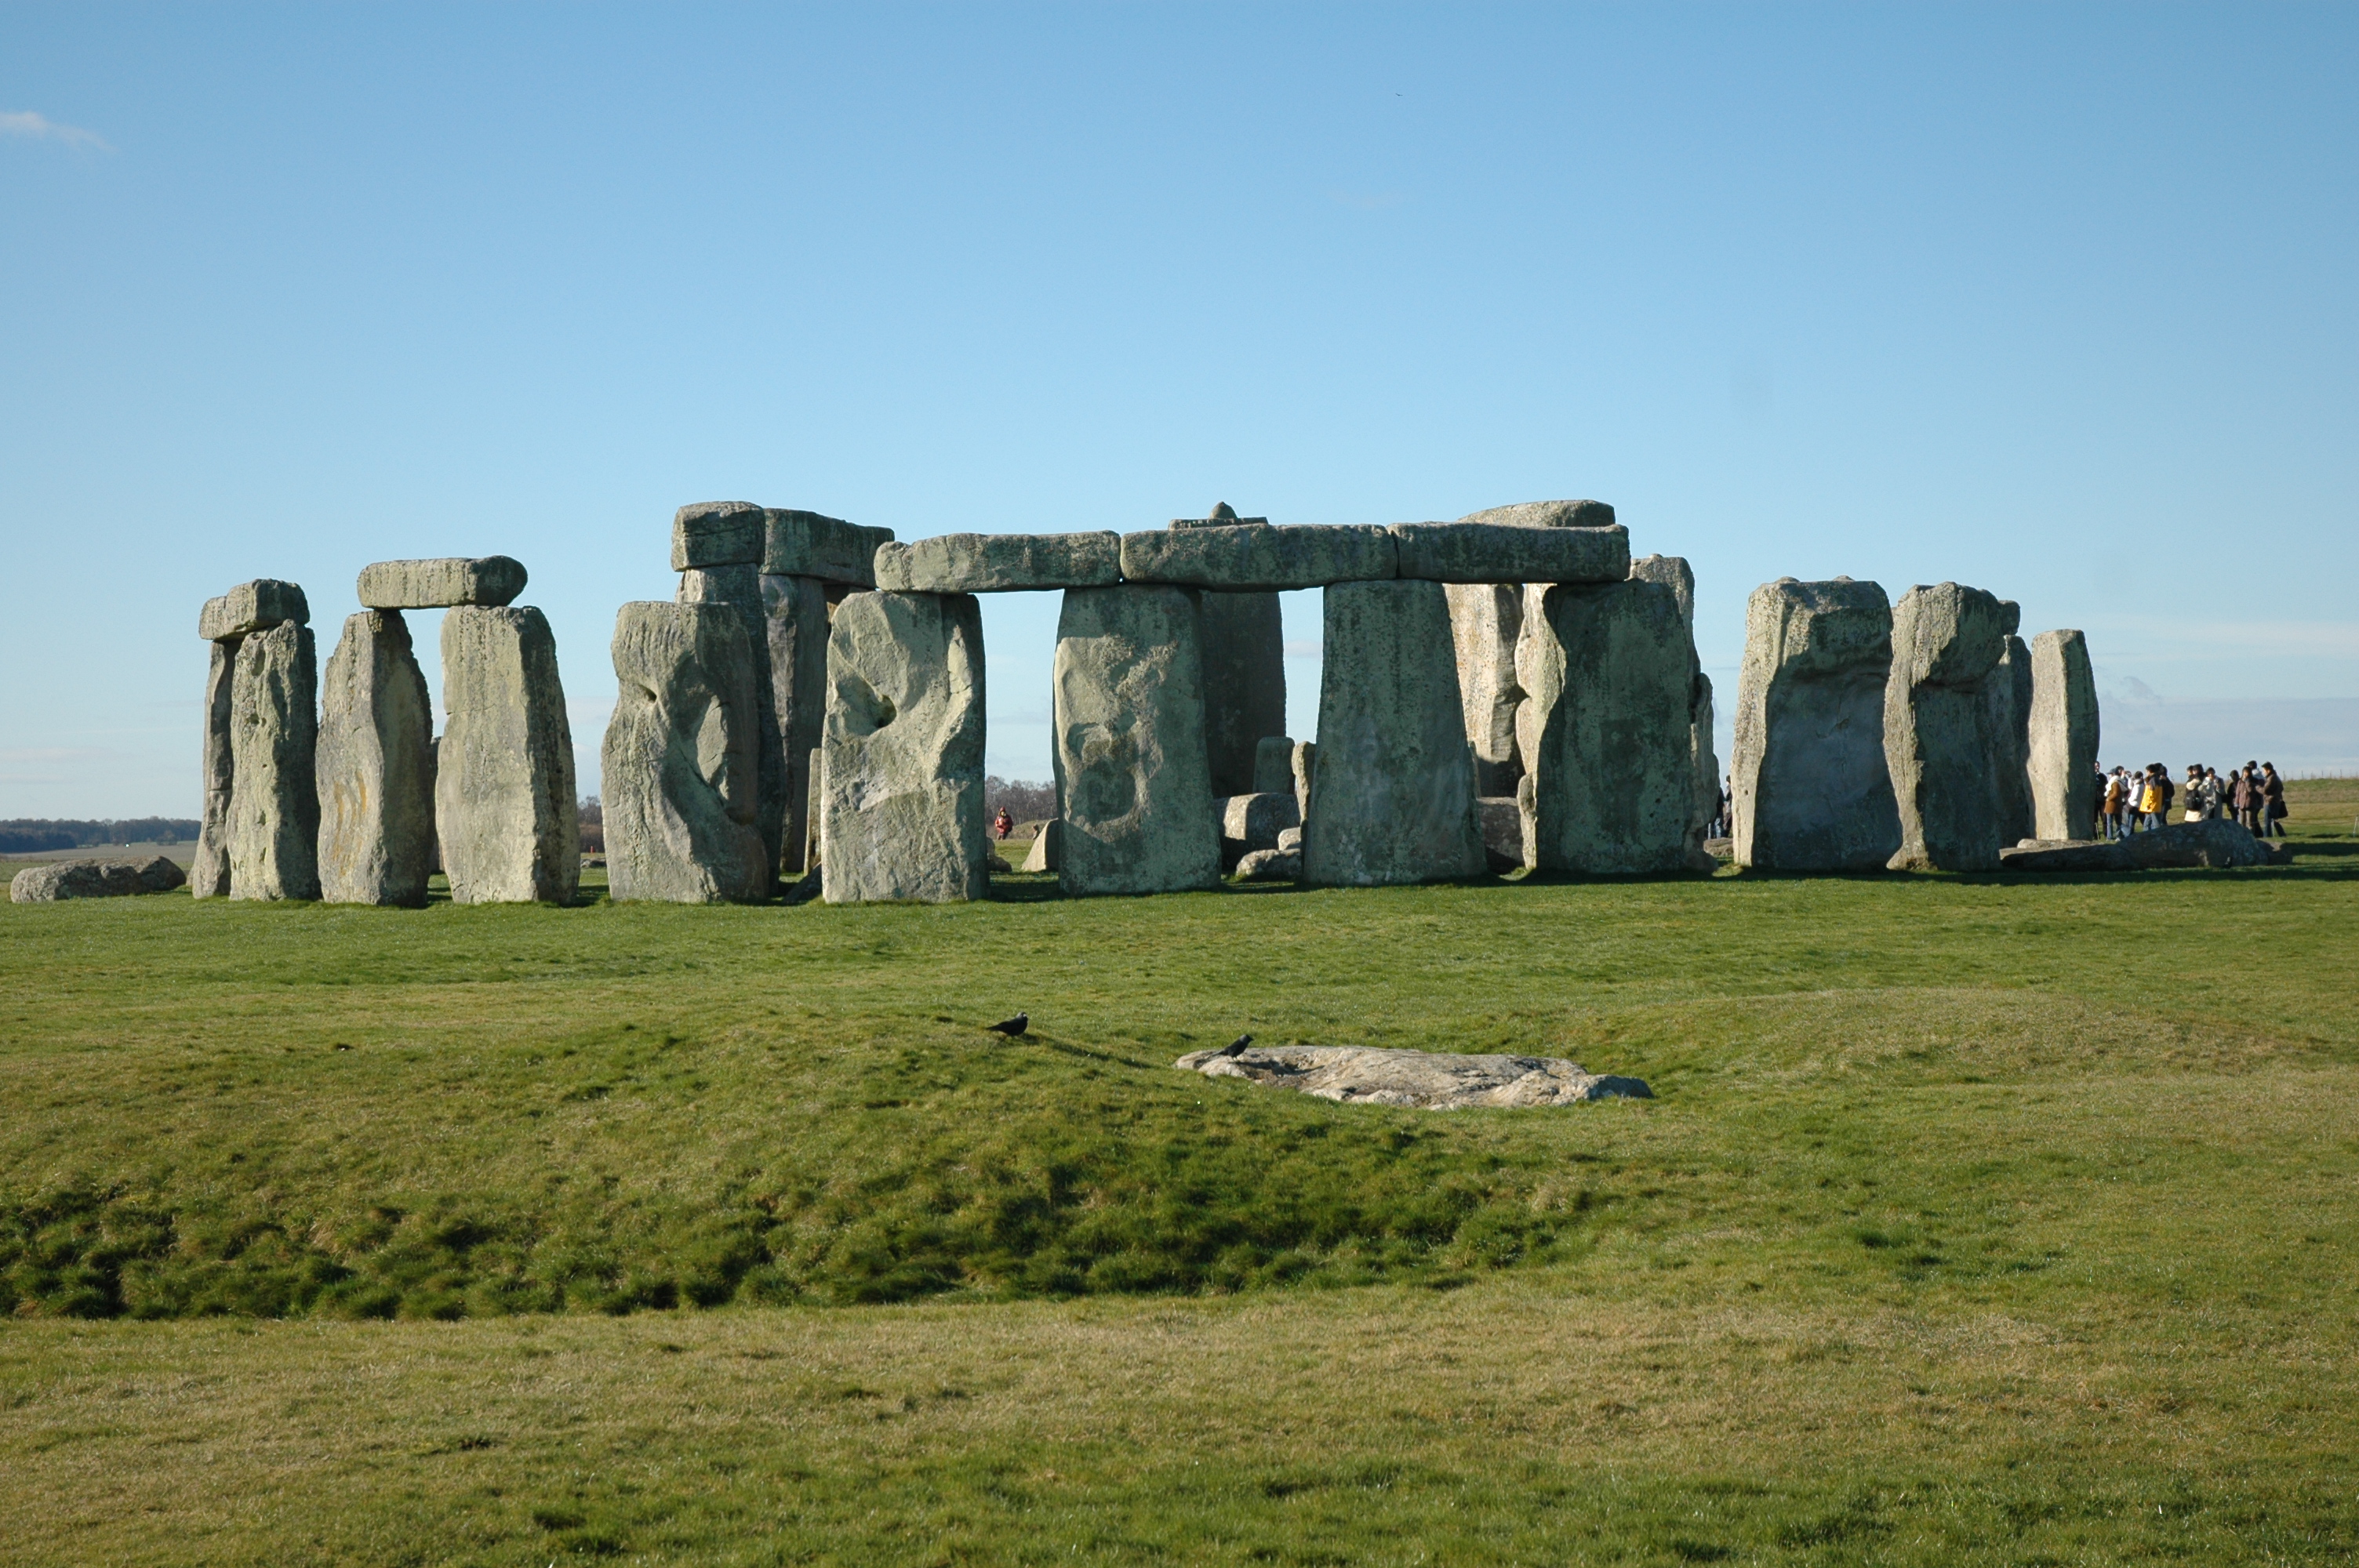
1985, 603, 2035, 847
1628, 554, 1716, 866
679, 563, 786, 886
2028, 630, 2101, 841
820, 592, 988, 904
1885, 583, 2008, 872
603, 601, 769, 903
1520, 579, 1698, 875
1628, 554, 1696, 626
1252, 735, 1296, 796
227, 619, 321, 900
437, 607, 579, 904
763, 575, 831, 876
191, 637, 239, 898
318, 611, 435, 906
1291, 740, 1318, 822
1021, 819, 1063, 873
1445, 583, 1524, 796
1302, 579, 1485, 887
1730, 579, 1899, 870
1053, 585, 1222, 896
1171, 510, 1287, 798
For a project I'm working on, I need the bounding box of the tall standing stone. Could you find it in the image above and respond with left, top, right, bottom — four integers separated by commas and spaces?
1052, 585, 1221, 896
438, 606, 580, 904
191, 637, 239, 898
1171, 507, 1285, 798
1252, 735, 1296, 796
1445, 583, 1524, 796
2028, 629, 2100, 842
1729, 579, 1899, 869
1986, 603, 2035, 847
604, 601, 769, 903
820, 592, 988, 904
1629, 554, 1717, 866
1302, 579, 1485, 887
1884, 583, 2008, 872
318, 610, 436, 906
762, 573, 831, 876
678, 563, 786, 887
1519, 579, 1697, 875
227, 619, 321, 901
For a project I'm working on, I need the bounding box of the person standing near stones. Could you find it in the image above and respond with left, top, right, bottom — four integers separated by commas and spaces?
2100, 767, 2125, 840
2262, 763, 2288, 838
2181, 764, 2208, 824
2234, 762, 2261, 833
994, 807, 1013, 841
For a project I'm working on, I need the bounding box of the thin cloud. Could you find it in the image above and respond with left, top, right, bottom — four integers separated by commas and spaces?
1, 110, 111, 151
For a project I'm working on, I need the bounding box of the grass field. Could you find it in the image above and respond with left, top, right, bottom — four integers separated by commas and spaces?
2, 779, 2354, 1564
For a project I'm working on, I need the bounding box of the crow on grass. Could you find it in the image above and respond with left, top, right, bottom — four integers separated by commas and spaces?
985, 1012, 1029, 1038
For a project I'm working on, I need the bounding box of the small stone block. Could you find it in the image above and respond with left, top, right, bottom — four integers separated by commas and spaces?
1118, 524, 1397, 590
764, 509, 896, 586
874, 532, 1121, 593
199, 579, 309, 641
356, 557, 528, 610
1454, 499, 1617, 529
671, 502, 766, 570
1390, 522, 1630, 584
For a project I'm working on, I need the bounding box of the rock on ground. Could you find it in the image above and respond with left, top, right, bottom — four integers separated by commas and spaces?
874, 532, 1121, 593
1730, 578, 1901, 871
356, 557, 526, 609
1389, 521, 1629, 583
227, 619, 321, 901
2001, 818, 2274, 871
1174, 1044, 1652, 1109
1233, 847, 1299, 882
1219, 791, 1299, 871
2029, 629, 2100, 841
603, 601, 770, 903
437, 606, 580, 905
12, 855, 187, 902
763, 574, 830, 875
1021, 818, 1063, 873
679, 564, 785, 886
1520, 579, 1696, 874
1052, 585, 1221, 896
1445, 583, 1524, 797
821, 591, 990, 903
1197, 590, 1286, 798
200, 579, 308, 641
1303, 579, 1487, 887
1119, 524, 1398, 590
1885, 583, 2008, 872
191, 637, 238, 898
318, 610, 436, 906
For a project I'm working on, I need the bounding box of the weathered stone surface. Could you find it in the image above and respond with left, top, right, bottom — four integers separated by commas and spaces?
1219, 792, 1299, 870
1175, 1044, 1651, 1109
1729, 579, 1900, 871
200, 579, 309, 641
1519, 579, 1696, 874
1445, 583, 1524, 795
1172, 503, 1270, 528
671, 502, 765, 570
764, 509, 895, 586
1688, 672, 1721, 870
874, 532, 1121, 593
1885, 583, 2008, 872
1390, 522, 1630, 584
820, 592, 988, 903
1252, 736, 1296, 796
1302, 579, 1486, 887
11, 855, 187, 902
191, 637, 238, 898
318, 611, 435, 906
1454, 499, 1617, 530
2001, 818, 2271, 872
2028, 630, 2100, 842
680, 564, 785, 884
437, 606, 580, 904
227, 619, 321, 900
1987, 624, 2035, 847
1476, 795, 1523, 872
1052, 586, 1220, 896
1198, 590, 1286, 797
1234, 848, 1299, 882
1276, 825, 1303, 853
1292, 740, 1317, 822
357, 557, 527, 610
1021, 818, 1062, 873
1119, 524, 1397, 590
603, 601, 770, 903
763, 575, 831, 876
1628, 554, 1696, 629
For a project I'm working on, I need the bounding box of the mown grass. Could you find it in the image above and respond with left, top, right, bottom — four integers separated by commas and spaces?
1, 782, 2354, 1563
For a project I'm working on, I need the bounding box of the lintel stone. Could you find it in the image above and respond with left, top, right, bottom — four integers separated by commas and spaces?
357, 557, 528, 610
1118, 523, 1397, 590
764, 508, 896, 586
1390, 521, 1629, 584
200, 579, 309, 641
671, 502, 766, 570
875, 532, 1121, 593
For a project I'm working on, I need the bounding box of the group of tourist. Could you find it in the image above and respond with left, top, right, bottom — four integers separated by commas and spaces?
2096, 760, 2286, 841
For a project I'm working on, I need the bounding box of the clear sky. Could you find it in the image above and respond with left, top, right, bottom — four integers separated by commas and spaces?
4, 3, 2354, 818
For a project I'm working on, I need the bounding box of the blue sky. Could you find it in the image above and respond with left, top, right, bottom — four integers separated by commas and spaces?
4, 3, 2354, 818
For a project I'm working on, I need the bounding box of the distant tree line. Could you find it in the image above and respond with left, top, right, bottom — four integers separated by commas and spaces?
984, 776, 1056, 824
0, 818, 202, 854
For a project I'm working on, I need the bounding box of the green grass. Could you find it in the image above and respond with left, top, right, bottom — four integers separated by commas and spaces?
1, 783, 2355, 1563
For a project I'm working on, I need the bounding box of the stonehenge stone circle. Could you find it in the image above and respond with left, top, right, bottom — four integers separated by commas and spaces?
191, 637, 238, 898
603, 601, 771, 903
1120, 523, 1398, 590
1445, 583, 1525, 796
1730, 578, 1902, 871
1252, 735, 1296, 796
2027, 629, 2100, 842
762, 573, 831, 875
1389, 521, 1629, 583
356, 556, 527, 610
437, 606, 580, 904
227, 618, 322, 901
318, 610, 436, 906
679, 562, 787, 884
874, 532, 1122, 593
1453, 499, 1617, 531
820, 591, 989, 903
1519, 579, 1698, 875
12, 855, 187, 903
1052, 585, 1222, 896
1302, 579, 1487, 887
671, 501, 766, 570
1884, 583, 2008, 872
1986, 605, 2036, 848
200, 579, 309, 642
763, 508, 895, 586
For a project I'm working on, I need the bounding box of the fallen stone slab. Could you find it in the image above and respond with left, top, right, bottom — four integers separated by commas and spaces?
11, 855, 187, 902
318, 610, 437, 906
671, 502, 767, 569
875, 532, 1121, 593
356, 557, 528, 609
2001, 818, 2274, 872
1234, 847, 1299, 882
1453, 499, 1617, 530
1119, 524, 1397, 591
765, 508, 896, 586
1174, 1044, 1651, 1109
200, 579, 309, 641
1390, 522, 1630, 584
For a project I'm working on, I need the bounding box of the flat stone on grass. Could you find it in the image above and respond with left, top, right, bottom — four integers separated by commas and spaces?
1175, 1044, 1652, 1109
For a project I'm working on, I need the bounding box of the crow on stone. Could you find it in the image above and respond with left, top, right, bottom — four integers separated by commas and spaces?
1216, 1033, 1252, 1058
985, 1012, 1029, 1038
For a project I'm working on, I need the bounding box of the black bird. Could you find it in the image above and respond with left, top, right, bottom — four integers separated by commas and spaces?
1216, 1033, 1252, 1058
985, 1012, 1029, 1038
